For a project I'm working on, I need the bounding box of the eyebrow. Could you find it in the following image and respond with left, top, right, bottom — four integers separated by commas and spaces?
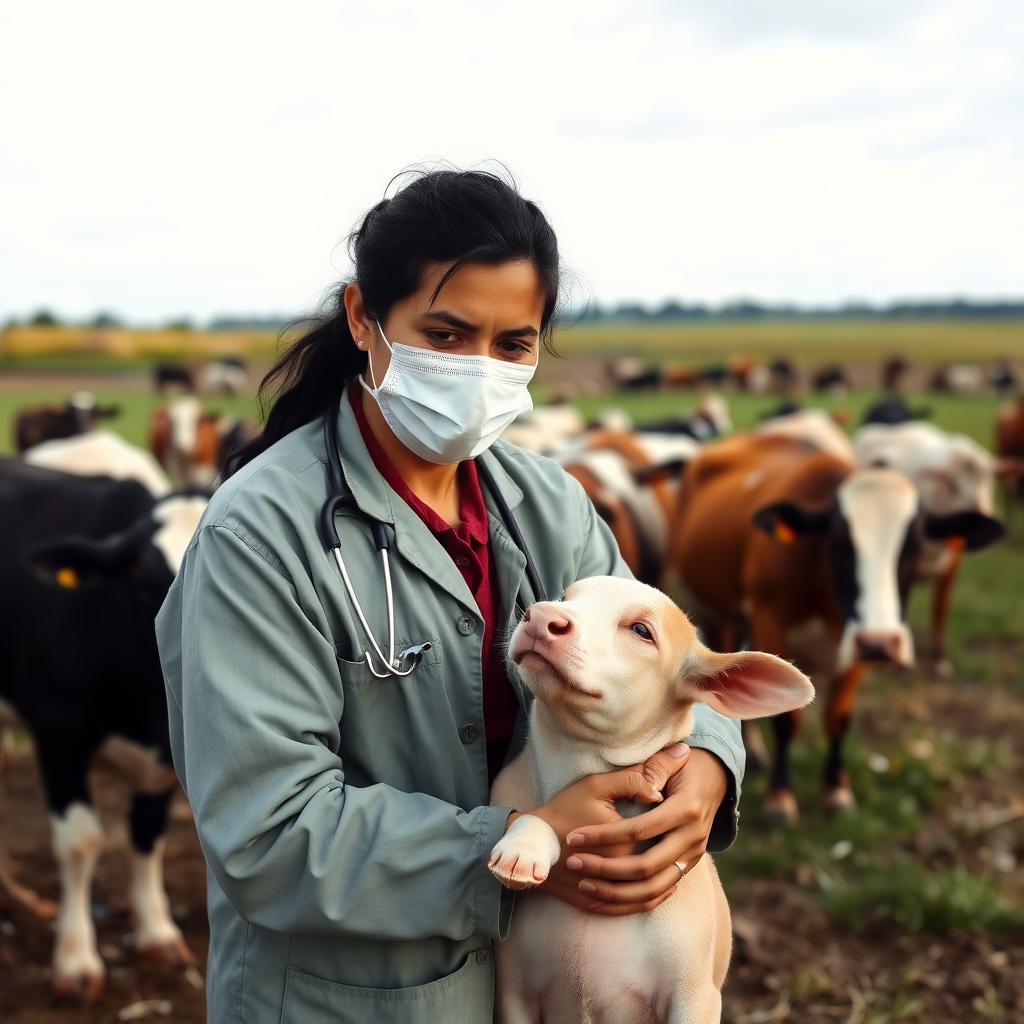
421, 309, 540, 338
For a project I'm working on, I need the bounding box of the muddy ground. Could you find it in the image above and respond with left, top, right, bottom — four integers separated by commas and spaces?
2, 664, 1022, 1023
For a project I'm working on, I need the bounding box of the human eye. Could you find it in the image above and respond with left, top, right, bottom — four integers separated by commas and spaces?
425, 330, 462, 348
496, 338, 535, 360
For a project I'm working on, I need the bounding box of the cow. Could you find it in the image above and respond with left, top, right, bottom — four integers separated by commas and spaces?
197, 357, 250, 397
636, 393, 733, 442
811, 364, 850, 396
996, 397, 1024, 529
149, 396, 255, 490
0, 459, 207, 999
853, 421, 1005, 676
502, 403, 586, 454
755, 407, 856, 464
881, 356, 909, 393
23, 430, 173, 498
669, 433, 1002, 823
861, 395, 931, 426
14, 392, 121, 453
152, 361, 195, 394
556, 430, 687, 588
768, 358, 800, 394
929, 363, 986, 395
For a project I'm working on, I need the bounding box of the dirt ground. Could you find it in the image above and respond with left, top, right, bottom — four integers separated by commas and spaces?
2, 674, 1022, 1024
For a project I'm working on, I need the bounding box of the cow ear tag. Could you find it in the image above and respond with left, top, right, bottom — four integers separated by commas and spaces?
56, 567, 80, 588
944, 536, 966, 552
773, 520, 797, 544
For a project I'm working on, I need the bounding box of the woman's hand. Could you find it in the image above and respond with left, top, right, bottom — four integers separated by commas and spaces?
553, 744, 728, 916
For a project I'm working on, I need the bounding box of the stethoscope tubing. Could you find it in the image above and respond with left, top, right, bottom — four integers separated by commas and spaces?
321, 399, 542, 679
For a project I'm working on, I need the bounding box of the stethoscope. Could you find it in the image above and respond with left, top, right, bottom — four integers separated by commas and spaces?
319, 398, 545, 679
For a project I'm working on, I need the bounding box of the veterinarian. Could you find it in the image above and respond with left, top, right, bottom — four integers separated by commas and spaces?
157, 168, 746, 1023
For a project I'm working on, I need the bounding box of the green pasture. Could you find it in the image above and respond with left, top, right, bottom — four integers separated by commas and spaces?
553, 317, 1024, 365
0, 390, 260, 454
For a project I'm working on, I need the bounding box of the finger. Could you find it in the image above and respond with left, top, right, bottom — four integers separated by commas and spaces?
566, 834, 688, 881
567, 798, 701, 847
639, 742, 690, 791
586, 767, 664, 807
576, 861, 684, 904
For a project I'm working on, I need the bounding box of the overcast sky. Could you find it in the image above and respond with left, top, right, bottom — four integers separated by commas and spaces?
1, 0, 1021, 323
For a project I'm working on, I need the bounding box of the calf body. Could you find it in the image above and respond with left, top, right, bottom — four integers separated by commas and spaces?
489, 577, 813, 1023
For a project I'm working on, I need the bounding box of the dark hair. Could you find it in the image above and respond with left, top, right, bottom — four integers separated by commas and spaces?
226, 169, 561, 475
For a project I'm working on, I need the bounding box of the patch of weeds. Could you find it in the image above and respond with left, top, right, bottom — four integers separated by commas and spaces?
820, 863, 1024, 935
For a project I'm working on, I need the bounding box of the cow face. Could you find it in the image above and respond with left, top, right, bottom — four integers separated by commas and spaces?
754, 468, 1005, 673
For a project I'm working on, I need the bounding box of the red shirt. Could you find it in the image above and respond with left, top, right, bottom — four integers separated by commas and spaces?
349, 387, 520, 781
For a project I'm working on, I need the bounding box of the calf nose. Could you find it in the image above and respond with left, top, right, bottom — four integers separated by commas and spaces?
522, 604, 574, 639
854, 630, 904, 664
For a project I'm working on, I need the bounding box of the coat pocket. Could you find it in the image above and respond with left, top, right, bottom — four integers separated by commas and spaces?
280, 949, 493, 1024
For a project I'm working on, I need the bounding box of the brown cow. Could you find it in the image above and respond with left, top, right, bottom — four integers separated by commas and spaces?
671, 433, 1002, 823
557, 430, 686, 587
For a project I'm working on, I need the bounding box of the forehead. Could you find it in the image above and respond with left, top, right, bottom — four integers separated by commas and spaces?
563, 577, 683, 621
837, 468, 918, 537
412, 260, 545, 322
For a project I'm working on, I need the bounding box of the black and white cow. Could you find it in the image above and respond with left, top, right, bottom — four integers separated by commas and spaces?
0, 458, 206, 1000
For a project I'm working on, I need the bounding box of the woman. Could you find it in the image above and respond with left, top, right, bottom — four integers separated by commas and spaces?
157, 169, 744, 1023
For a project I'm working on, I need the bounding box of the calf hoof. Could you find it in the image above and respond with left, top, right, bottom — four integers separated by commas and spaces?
488, 815, 560, 890
52, 960, 105, 1005
823, 786, 857, 814
762, 790, 799, 827
138, 934, 197, 967
932, 657, 954, 679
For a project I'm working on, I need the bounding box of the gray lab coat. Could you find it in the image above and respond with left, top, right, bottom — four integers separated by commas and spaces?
156, 385, 744, 1023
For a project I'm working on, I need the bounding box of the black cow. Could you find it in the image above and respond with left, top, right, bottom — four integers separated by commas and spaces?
14, 393, 121, 453
152, 360, 195, 394
0, 460, 203, 999
861, 395, 932, 426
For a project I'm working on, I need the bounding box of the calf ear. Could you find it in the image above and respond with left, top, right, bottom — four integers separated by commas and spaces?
684, 648, 814, 719
923, 511, 1005, 552
752, 501, 831, 544
24, 515, 158, 589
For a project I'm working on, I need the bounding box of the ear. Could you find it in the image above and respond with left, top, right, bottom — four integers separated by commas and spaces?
632, 458, 688, 485
684, 648, 814, 720
24, 515, 158, 589
923, 511, 1005, 552
752, 501, 831, 544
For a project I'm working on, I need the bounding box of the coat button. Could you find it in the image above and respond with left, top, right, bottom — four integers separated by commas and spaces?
474, 948, 490, 965
456, 614, 476, 635
459, 723, 478, 744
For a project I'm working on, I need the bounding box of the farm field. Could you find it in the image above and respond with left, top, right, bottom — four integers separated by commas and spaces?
0, 321, 1022, 1022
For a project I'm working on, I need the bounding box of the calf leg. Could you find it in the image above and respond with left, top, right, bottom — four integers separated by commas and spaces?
822, 664, 867, 812
128, 790, 194, 965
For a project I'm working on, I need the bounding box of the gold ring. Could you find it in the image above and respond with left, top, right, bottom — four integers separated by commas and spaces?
673, 860, 687, 880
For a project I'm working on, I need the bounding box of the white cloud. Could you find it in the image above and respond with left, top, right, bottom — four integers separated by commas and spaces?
0, 0, 1020, 321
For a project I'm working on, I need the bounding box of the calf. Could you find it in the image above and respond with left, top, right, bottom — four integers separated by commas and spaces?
0, 459, 207, 999
671, 434, 1001, 822
15, 392, 120, 453
853, 421, 1005, 675
488, 577, 813, 1024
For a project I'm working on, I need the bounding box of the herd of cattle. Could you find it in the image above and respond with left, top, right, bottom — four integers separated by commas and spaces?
0, 369, 1023, 1002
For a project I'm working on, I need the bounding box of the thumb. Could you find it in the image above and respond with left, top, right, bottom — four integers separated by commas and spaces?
594, 767, 665, 806
640, 742, 691, 791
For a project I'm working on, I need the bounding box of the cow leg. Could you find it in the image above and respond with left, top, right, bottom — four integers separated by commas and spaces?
930, 549, 962, 678
128, 790, 194, 965
33, 731, 106, 1000
822, 664, 867, 813
764, 711, 801, 826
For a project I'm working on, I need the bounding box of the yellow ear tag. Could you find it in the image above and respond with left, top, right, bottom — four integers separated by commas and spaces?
56, 567, 79, 589
773, 521, 797, 544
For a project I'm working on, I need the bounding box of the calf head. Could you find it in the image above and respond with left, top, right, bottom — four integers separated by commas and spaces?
509, 576, 813, 763
754, 467, 1004, 673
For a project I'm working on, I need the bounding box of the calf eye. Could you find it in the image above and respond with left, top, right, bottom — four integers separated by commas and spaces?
630, 622, 654, 641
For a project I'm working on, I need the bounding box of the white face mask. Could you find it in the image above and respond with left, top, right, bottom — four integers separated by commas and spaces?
359, 323, 538, 464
